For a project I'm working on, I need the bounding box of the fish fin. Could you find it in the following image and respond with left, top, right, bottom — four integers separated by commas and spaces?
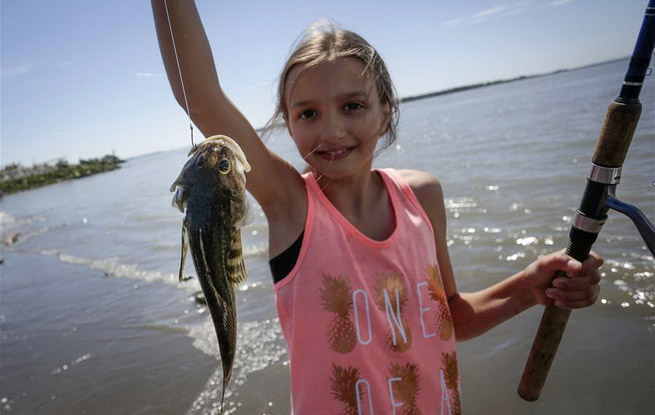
178, 224, 189, 282
236, 196, 255, 228
227, 231, 248, 285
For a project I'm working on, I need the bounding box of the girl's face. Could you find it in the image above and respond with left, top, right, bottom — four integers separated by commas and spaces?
284, 58, 390, 179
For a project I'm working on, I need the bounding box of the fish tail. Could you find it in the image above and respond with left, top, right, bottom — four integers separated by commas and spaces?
220, 376, 228, 414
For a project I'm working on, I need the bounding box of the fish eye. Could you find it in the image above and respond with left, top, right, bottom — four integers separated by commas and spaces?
218, 159, 231, 174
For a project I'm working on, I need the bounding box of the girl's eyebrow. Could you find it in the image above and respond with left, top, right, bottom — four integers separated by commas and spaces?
290, 99, 315, 110
290, 91, 370, 110
340, 90, 370, 100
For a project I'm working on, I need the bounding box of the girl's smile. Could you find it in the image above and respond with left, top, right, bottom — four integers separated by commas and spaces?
316, 146, 354, 161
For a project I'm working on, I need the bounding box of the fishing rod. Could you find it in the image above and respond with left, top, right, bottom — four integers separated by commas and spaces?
518, 0, 655, 401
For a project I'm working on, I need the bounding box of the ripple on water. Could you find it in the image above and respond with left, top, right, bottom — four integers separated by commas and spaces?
50, 353, 92, 376
505, 252, 526, 261
600, 257, 655, 309
445, 197, 478, 213
516, 236, 539, 246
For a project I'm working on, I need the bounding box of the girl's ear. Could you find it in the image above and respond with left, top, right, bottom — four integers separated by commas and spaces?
378, 101, 392, 137
284, 113, 293, 137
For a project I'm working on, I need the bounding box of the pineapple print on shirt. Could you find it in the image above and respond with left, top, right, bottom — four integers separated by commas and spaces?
321, 274, 357, 354
426, 264, 453, 341
330, 364, 363, 415
388, 362, 422, 415
442, 351, 461, 415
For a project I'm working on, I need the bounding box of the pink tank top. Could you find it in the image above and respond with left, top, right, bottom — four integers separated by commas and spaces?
275, 168, 461, 415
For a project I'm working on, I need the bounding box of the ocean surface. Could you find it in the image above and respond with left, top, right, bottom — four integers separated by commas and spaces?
1, 58, 653, 415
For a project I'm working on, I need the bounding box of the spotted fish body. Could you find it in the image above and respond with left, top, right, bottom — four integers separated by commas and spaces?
170, 135, 251, 412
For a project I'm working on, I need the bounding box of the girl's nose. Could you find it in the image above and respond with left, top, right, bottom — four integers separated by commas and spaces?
319, 111, 346, 143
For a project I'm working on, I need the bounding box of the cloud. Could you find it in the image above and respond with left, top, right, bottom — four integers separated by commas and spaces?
546, 0, 573, 6
445, 0, 573, 27
136, 72, 165, 78
474, 4, 527, 19
2, 63, 36, 78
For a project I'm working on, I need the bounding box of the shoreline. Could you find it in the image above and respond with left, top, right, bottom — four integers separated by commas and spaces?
0, 154, 124, 195
400, 57, 628, 103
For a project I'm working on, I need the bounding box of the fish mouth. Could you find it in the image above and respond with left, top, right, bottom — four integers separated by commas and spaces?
171, 186, 187, 213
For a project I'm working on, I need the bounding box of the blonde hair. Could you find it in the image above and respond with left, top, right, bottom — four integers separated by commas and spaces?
265, 21, 400, 153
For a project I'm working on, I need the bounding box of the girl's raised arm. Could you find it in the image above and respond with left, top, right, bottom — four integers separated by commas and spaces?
150, 0, 304, 216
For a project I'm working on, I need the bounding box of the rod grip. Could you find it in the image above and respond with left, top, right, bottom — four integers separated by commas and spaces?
518, 227, 597, 401
592, 101, 641, 167
517, 292, 571, 401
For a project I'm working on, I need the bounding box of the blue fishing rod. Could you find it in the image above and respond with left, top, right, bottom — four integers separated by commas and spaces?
518, 0, 655, 401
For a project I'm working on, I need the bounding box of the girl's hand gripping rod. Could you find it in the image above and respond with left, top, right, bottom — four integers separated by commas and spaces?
518, 0, 655, 401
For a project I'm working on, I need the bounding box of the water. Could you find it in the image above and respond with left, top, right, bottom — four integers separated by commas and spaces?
1, 59, 653, 414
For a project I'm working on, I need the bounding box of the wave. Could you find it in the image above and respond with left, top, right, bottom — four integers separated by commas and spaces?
2, 224, 67, 248
38, 249, 201, 293
0, 211, 47, 227
0, 212, 48, 242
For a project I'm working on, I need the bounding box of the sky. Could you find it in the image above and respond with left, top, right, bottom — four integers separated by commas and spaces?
1, 0, 651, 167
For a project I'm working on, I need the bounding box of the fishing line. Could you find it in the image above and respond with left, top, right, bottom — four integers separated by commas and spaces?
163, 0, 196, 150
302, 143, 332, 188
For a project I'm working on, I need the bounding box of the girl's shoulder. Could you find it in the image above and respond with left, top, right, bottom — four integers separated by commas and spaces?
395, 169, 446, 226
395, 169, 444, 201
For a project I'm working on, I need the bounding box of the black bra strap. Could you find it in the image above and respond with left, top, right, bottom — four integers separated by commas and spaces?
269, 231, 305, 283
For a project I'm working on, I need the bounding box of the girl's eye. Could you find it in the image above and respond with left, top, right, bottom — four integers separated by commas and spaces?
218, 159, 231, 174
344, 102, 364, 112
298, 109, 317, 120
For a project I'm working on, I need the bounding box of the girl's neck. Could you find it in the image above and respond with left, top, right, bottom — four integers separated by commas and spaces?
315, 168, 385, 220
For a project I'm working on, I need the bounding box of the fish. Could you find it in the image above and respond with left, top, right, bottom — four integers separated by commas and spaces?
170, 135, 251, 412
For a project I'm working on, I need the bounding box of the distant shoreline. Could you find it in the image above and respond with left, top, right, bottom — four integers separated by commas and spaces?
400, 57, 628, 103
0, 155, 125, 195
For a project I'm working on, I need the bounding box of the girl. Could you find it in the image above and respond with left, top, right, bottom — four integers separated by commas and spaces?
151, 1, 603, 413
